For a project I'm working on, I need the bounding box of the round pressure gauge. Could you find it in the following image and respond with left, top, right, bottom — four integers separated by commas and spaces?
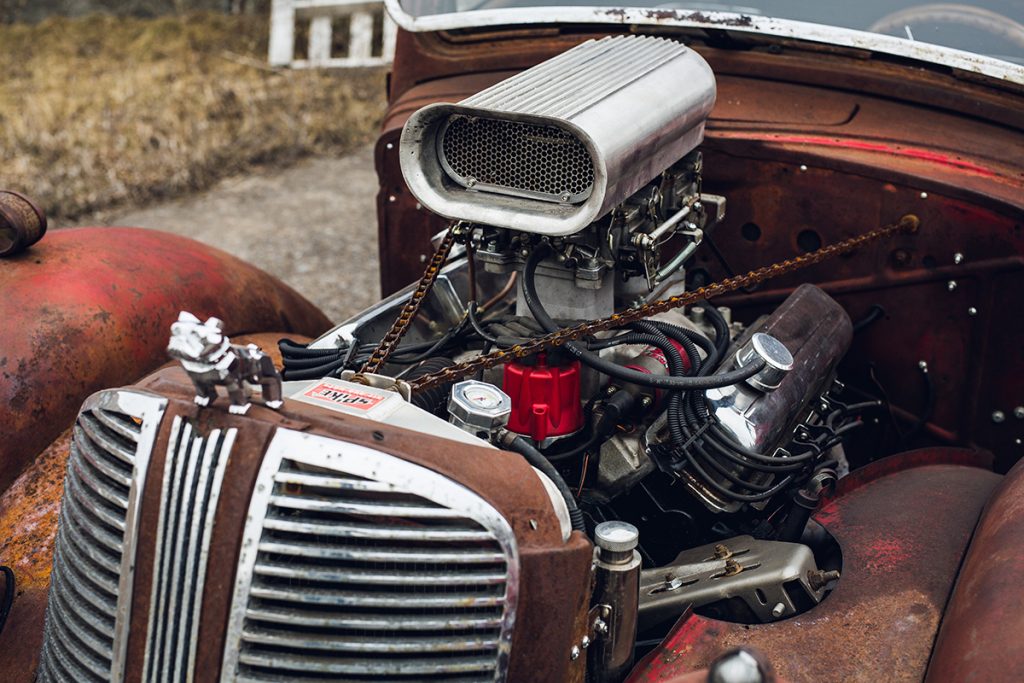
462, 383, 506, 410
448, 380, 512, 435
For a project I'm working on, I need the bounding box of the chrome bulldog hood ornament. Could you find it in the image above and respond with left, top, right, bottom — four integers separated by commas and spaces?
167, 311, 283, 414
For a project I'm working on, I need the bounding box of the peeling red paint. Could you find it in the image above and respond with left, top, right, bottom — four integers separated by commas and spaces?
0, 227, 332, 493
723, 133, 1000, 178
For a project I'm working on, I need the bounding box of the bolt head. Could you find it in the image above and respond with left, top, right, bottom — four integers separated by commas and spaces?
993, 410, 1006, 423
947, 280, 957, 291
968, 307, 978, 316
570, 645, 580, 661
709, 648, 766, 683
581, 636, 591, 650
594, 619, 609, 635
954, 252, 964, 264
799, 164, 808, 172
918, 360, 928, 371
921, 192, 929, 199
1014, 406, 1024, 420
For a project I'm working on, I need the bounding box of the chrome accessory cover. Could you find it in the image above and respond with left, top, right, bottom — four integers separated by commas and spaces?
39, 390, 167, 683
220, 429, 520, 682
400, 34, 716, 235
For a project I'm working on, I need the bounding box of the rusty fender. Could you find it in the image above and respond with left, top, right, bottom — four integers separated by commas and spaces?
0, 227, 332, 493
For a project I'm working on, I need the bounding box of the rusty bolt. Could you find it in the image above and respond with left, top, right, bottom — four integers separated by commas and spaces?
722, 559, 743, 576
0, 190, 47, 257
713, 544, 732, 559
807, 568, 842, 590
890, 249, 911, 267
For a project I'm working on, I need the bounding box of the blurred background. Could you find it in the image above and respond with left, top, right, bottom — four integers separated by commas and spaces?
0, 0, 388, 321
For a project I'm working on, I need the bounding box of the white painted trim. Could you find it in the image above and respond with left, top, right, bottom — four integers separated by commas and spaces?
382, 1, 1024, 86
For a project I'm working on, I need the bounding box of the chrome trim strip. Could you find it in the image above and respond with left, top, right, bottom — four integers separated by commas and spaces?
383, 0, 1024, 86
143, 418, 235, 683
220, 429, 520, 683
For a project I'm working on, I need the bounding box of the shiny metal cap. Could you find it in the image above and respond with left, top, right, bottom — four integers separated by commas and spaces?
448, 380, 512, 433
736, 332, 794, 392
594, 521, 640, 553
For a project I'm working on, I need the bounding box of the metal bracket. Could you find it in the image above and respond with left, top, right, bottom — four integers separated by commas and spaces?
638, 535, 834, 628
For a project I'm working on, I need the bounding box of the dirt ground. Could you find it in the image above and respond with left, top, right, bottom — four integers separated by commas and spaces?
110, 145, 380, 324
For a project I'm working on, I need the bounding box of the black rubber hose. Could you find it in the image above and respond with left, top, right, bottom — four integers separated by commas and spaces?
522, 245, 766, 390
282, 357, 350, 381
406, 357, 457, 415
852, 304, 886, 334
278, 338, 342, 357
698, 301, 731, 360
503, 434, 586, 533
467, 303, 502, 345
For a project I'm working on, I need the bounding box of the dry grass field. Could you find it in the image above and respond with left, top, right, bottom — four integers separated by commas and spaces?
0, 12, 386, 221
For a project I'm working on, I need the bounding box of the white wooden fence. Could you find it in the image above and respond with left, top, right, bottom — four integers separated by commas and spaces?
269, 0, 397, 68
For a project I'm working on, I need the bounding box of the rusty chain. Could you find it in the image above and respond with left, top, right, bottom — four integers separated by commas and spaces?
362, 214, 919, 391
358, 228, 457, 374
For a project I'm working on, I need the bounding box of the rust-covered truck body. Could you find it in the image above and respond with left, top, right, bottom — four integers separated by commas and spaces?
1, 3, 1023, 682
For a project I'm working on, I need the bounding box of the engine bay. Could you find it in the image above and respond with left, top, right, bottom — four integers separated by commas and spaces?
276, 35, 901, 656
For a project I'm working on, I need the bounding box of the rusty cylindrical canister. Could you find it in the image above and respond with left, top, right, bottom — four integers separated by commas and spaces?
0, 190, 48, 257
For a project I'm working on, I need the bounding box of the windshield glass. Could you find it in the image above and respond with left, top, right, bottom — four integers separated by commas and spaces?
398, 0, 1024, 64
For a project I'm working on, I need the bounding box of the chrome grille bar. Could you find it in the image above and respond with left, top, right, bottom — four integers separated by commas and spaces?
143, 417, 235, 683
221, 430, 519, 683
39, 390, 167, 683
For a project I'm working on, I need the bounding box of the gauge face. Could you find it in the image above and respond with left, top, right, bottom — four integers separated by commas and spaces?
462, 384, 505, 409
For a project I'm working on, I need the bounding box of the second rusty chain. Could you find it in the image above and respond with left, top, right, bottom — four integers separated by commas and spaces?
359, 228, 458, 375
405, 214, 920, 392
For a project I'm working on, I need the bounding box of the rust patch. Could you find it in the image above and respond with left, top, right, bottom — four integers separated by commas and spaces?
926, 458, 1024, 682
0, 190, 47, 257
628, 451, 1000, 682
0, 430, 71, 682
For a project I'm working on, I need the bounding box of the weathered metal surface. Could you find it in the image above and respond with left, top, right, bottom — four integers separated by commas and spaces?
0, 334, 306, 683
375, 32, 1023, 460
0, 430, 70, 681
382, 1, 1024, 86
0, 190, 47, 257
114, 367, 593, 682
627, 449, 1000, 682
0, 227, 332, 494
926, 458, 1024, 682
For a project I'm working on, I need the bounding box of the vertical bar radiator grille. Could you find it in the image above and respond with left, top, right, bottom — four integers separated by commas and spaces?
39, 392, 164, 683
223, 433, 519, 683
144, 418, 235, 683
